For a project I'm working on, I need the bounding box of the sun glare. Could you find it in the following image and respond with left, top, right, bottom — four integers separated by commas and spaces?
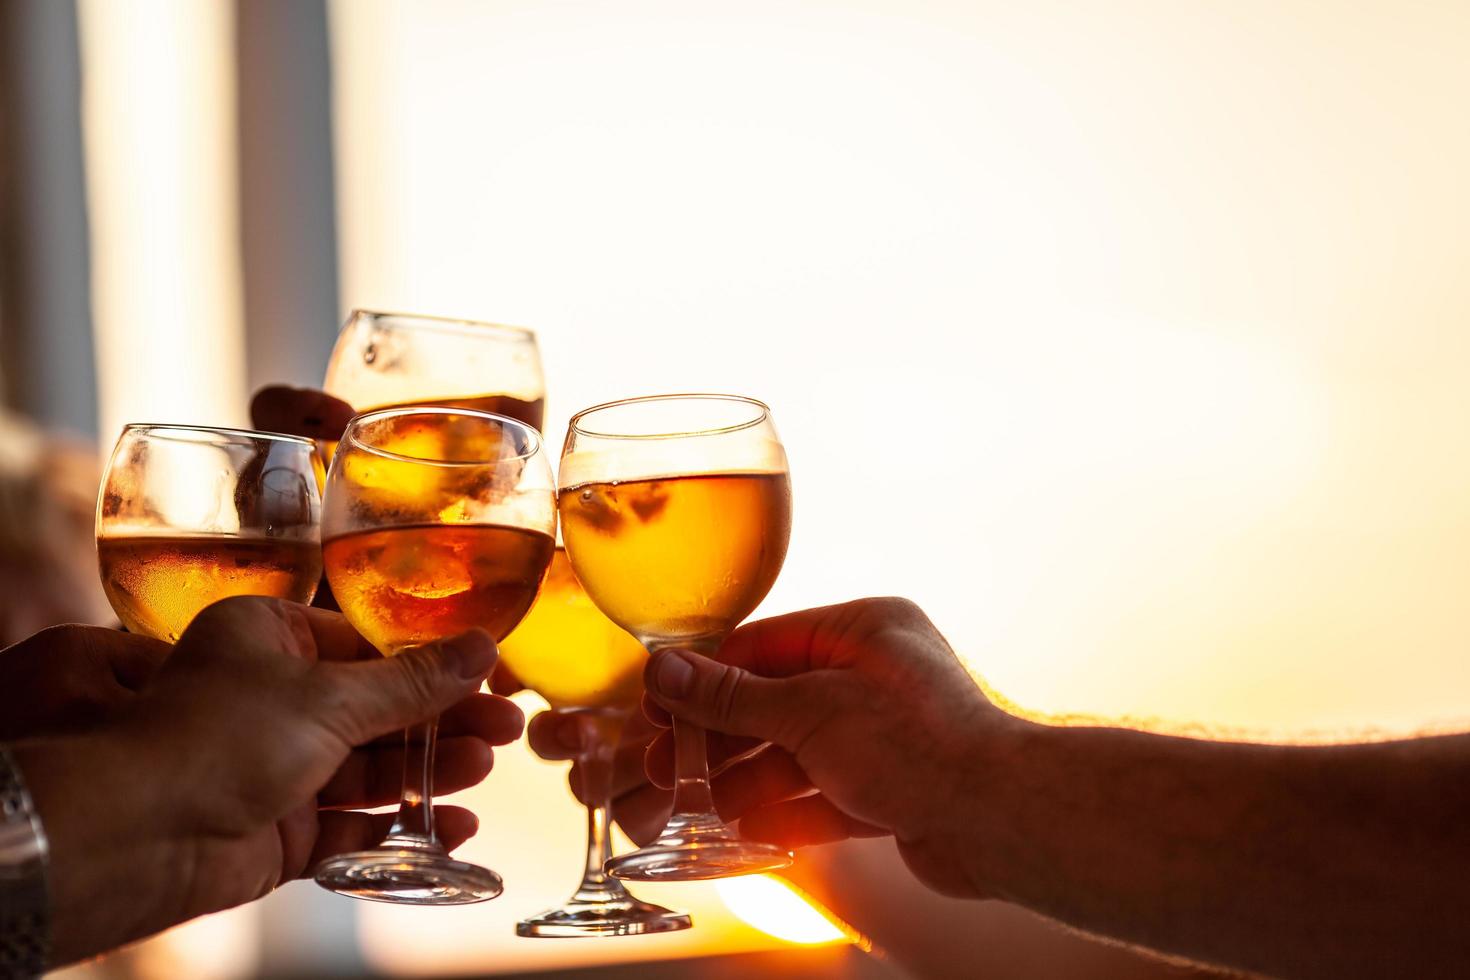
713, 876, 850, 947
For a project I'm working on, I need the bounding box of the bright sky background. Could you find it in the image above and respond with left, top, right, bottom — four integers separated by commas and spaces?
330, 0, 1470, 739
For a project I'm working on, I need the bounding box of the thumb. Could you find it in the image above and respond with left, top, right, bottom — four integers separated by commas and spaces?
315, 630, 497, 745
644, 649, 827, 752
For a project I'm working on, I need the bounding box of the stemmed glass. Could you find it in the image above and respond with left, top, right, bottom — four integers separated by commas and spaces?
315, 309, 545, 637
96, 424, 321, 641
498, 548, 693, 935
312, 407, 556, 904
557, 394, 793, 881
324, 310, 546, 435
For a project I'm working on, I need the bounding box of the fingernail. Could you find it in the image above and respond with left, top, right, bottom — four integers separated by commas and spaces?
556, 715, 586, 752
653, 651, 696, 699
441, 630, 496, 680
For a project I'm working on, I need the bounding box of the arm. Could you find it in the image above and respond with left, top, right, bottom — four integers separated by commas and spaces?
969, 720, 1470, 979
639, 598, 1468, 979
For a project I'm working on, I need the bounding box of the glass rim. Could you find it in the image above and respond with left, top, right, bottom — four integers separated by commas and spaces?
119, 423, 316, 449
343, 405, 543, 467
346, 308, 538, 342
567, 393, 772, 441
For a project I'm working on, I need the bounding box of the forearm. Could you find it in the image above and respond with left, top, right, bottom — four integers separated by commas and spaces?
12, 733, 175, 967
967, 721, 1470, 978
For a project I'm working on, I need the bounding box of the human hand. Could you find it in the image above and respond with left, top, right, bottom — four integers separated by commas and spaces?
527, 705, 781, 848
12, 596, 522, 967
640, 598, 1015, 898
0, 625, 171, 741
249, 384, 357, 442
526, 707, 671, 839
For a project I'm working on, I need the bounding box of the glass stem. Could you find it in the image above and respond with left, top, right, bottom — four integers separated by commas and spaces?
572, 711, 630, 901
671, 718, 717, 815
651, 637, 722, 821
384, 719, 440, 850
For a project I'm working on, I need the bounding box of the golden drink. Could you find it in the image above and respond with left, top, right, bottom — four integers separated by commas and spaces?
97, 535, 322, 642
324, 523, 553, 654
558, 473, 791, 642
320, 393, 545, 468
422, 393, 545, 434
499, 548, 648, 709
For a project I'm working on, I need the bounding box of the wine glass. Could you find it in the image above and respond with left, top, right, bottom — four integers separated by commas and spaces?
96, 424, 321, 641
557, 394, 793, 881
498, 547, 693, 935
312, 406, 555, 904
314, 310, 545, 622
324, 309, 546, 436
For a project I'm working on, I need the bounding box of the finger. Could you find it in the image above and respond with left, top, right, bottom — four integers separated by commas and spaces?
739, 795, 886, 849
718, 598, 936, 676
643, 649, 839, 752
251, 385, 356, 441
593, 723, 681, 802
594, 711, 666, 801
488, 662, 524, 696
297, 605, 379, 663
717, 602, 864, 676
436, 807, 481, 852
643, 730, 672, 787
319, 735, 495, 808
527, 711, 595, 761
622, 708, 660, 742
313, 630, 502, 745
710, 747, 812, 821
304, 806, 479, 874
644, 729, 762, 790
430, 693, 525, 745
373, 693, 523, 746
620, 731, 663, 796
610, 783, 673, 848
641, 694, 671, 729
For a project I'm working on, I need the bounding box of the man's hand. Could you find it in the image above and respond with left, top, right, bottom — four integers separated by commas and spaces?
639, 597, 1011, 897
13, 596, 523, 968
643, 597, 1470, 978
0, 625, 171, 740
526, 707, 670, 839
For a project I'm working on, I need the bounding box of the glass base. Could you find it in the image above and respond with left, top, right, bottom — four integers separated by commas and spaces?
516, 896, 692, 938
313, 847, 504, 905
604, 812, 793, 882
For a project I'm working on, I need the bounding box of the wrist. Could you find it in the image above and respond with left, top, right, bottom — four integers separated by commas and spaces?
0, 745, 49, 979
12, 728, 177, 967
938, 708, 1047, 900
958, 712, 1074, 906
887, 694, 1042, 900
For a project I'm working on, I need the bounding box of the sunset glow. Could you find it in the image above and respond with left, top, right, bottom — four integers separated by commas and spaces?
714, 876, 850, 947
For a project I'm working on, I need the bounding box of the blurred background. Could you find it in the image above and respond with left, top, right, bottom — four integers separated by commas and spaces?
3, 0, 1469, 976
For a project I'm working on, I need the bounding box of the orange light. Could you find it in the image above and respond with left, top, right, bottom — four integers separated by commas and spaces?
714, 875, 850, 947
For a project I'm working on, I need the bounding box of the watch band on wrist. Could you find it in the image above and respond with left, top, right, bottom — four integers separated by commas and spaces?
0, 746, 49, 980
